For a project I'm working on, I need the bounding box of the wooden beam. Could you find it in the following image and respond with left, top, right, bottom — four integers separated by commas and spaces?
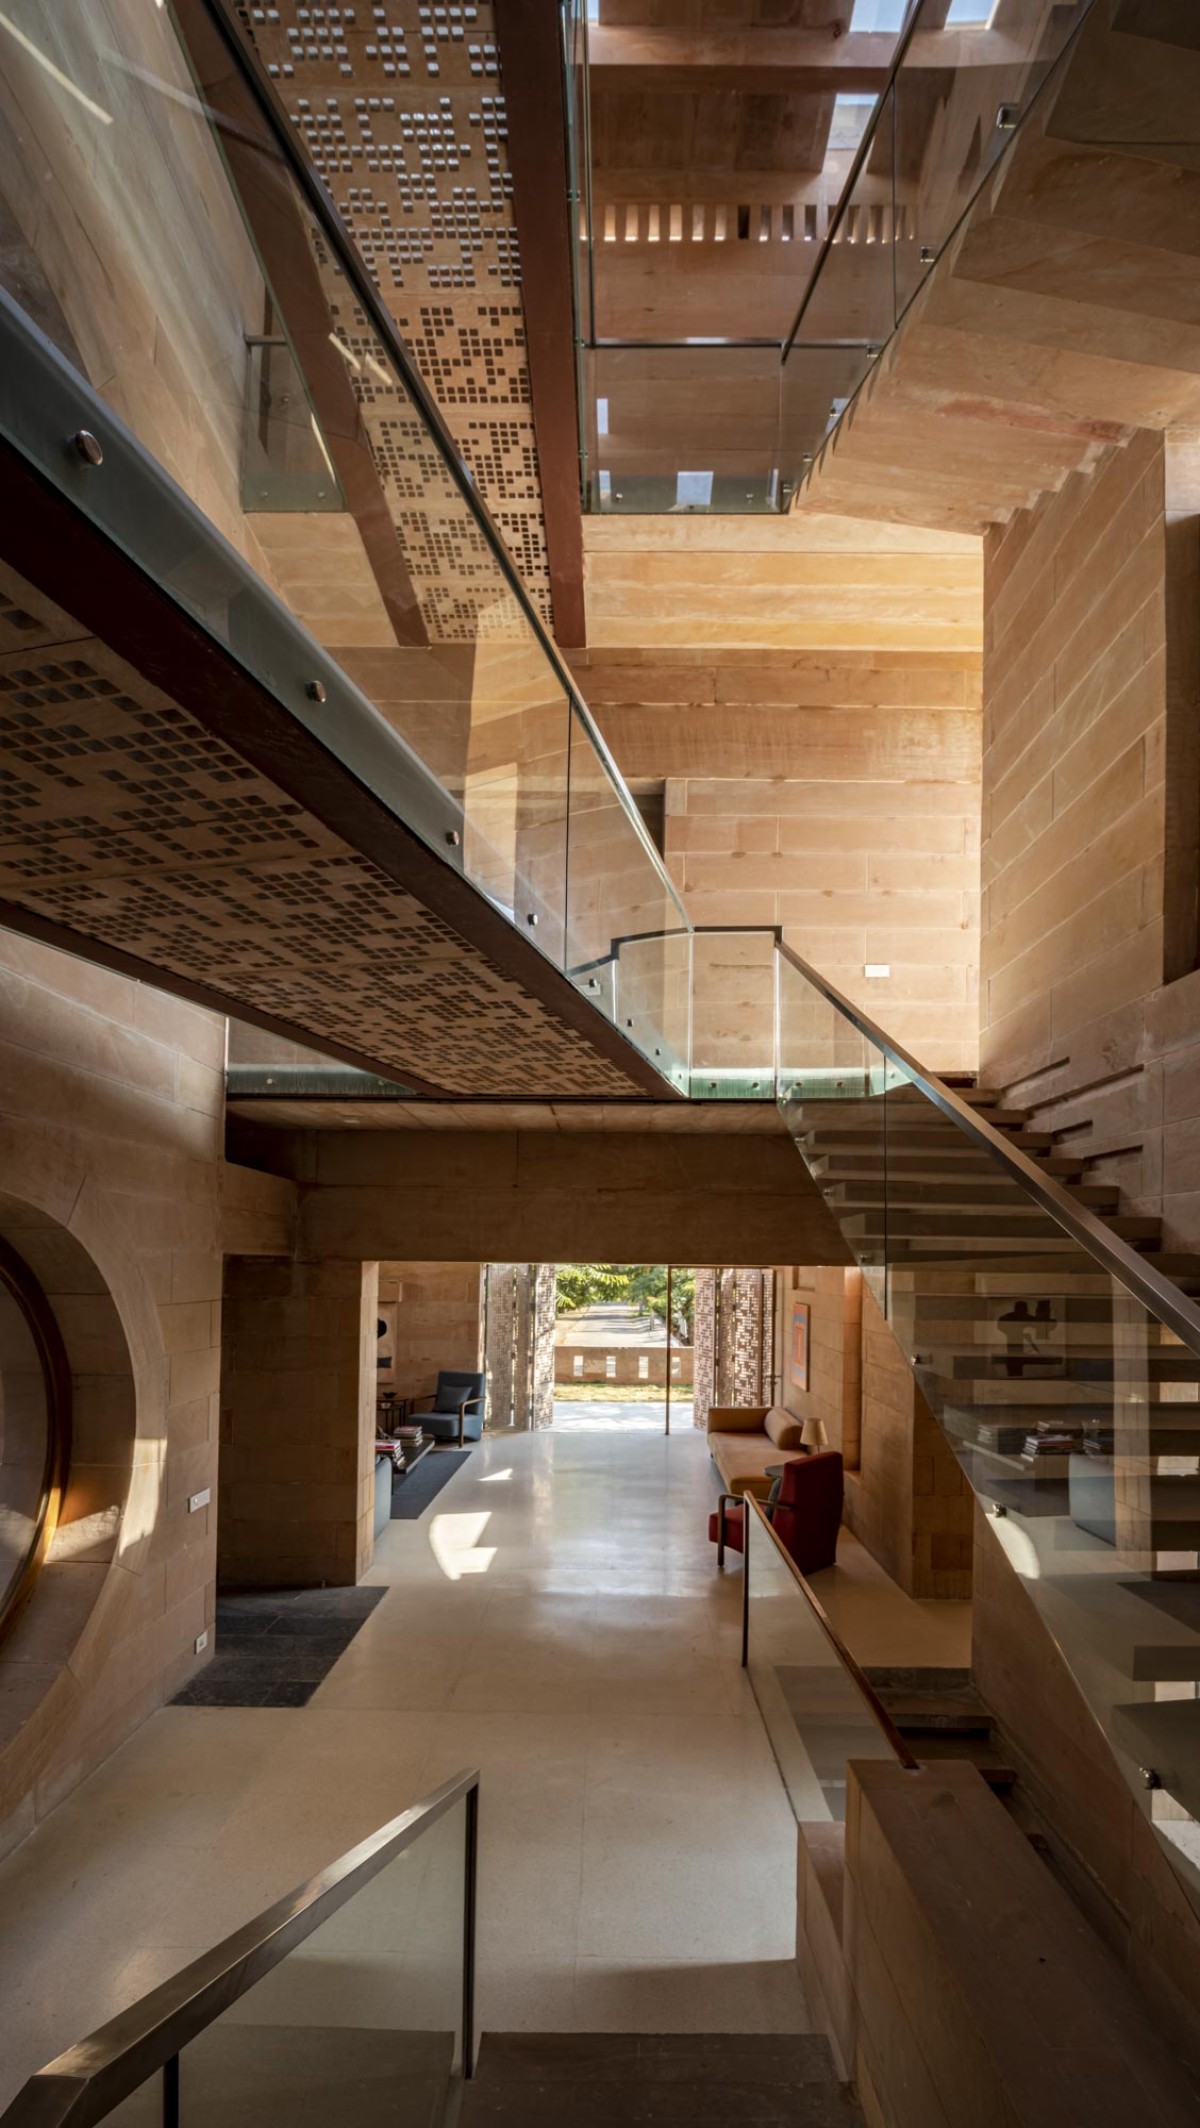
494, 0, 587, 649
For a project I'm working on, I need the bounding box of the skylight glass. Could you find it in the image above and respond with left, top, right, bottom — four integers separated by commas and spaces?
945, 0, 992, 21
849, 0, 908, 29
829, 95, 876, 154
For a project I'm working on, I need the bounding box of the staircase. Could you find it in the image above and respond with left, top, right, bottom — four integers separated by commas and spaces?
458, 2034, 865, 2125
787, 1058, 1200, 1846
800, 0, 1200, 533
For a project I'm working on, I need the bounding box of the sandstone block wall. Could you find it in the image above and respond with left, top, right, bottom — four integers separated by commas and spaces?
0, 934, 224, 1857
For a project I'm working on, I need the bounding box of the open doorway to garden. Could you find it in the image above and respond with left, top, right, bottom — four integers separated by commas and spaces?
481, 1263, 779, 1434
552, 1265, 695, 1433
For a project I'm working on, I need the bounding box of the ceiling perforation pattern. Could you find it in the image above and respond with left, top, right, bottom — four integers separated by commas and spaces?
0, 562, 639, 1097
237, 0, 552, 627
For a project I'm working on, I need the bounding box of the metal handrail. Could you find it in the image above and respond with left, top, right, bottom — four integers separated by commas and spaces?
0, 1768, 480, 2127
776, 938, 1200, 1359
780, 0, 925, 360
742, 1495, 918, 1771
196, 0, 689, 932
782, 0, 1097, 361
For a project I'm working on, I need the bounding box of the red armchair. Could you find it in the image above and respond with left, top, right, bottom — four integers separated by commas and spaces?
708, 1451, 843, 1572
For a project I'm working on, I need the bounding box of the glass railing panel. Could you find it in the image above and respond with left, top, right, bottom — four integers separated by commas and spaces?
776, 949, 892, 1311
893, 0, 1098, 321
690, 929, 778, 1099
584, 345, 783, 515
2, 1775, 478, 2128
778, 341, 879, 497
564, 705, 691, 1088
241, 334, 345, 514
177, 1792, 469, 2126
775, 943, 1200, 1912
788, 84, 899, 352
744, 1497, 901, 1823
0, 0, 691, 1075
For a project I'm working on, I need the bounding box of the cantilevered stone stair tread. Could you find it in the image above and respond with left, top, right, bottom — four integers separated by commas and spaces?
921, 1347, 1200, 1381
458, 2035, 865, 2126
1037, 1577, 1200, 1682
1123, 1575, 1200, 1631
1110, 1700, 1200, 1819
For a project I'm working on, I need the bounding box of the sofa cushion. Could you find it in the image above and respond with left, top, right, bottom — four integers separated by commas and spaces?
709, 1430, 806, 1499
764, 1406, 806, 1451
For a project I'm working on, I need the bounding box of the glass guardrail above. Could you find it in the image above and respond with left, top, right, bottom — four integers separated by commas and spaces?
775, 942, 1200, 1918
780, 0, 1101, 489
0, 0, 690, 1093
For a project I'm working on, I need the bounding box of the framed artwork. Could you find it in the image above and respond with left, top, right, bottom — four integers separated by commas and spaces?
790, 1301, 810, 1392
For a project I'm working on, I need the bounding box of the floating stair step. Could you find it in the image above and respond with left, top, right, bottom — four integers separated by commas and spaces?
1113, 0, 1200, 51
823, 1181, 1119, 1212
808, 1151, 1085, 1181
1122, 1575, 1200, 1631
978, 1764, 1019, 1794
472, 2035, 842, 2087
922, 1350, 1200, 1384
1040, 1575, 1200, 1682
1110, 1700, 1200, 1821
461, 2034, 865, 2127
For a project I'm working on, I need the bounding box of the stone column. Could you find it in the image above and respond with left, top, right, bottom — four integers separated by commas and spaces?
218, 1256, 379, 1588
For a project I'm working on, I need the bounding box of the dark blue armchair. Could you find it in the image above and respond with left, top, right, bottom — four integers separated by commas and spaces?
412, 1370, 486, 1446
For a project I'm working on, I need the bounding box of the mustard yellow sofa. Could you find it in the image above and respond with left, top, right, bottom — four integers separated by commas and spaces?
706, 1403, 811, 1502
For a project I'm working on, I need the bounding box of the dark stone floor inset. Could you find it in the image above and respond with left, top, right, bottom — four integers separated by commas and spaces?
172, 1586, 386, 1708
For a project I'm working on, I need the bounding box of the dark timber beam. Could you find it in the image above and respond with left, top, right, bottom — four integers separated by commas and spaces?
494, 0, 587, 650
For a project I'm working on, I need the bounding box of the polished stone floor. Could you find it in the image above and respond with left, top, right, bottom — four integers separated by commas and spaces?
0, 1428, 973, 2105
0, 1429, 806, 2104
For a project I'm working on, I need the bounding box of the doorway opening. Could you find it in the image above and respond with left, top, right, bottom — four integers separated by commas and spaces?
481, 1263, 779, 1434
552, 1265, 695, 1432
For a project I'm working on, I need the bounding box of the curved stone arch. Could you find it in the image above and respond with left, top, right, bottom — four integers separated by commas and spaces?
0, 1152, 152, 1814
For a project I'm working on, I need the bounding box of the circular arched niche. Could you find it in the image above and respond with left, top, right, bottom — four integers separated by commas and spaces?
0, 1193, 136, 1754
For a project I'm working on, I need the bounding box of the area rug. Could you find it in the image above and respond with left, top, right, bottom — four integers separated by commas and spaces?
391, 1447, 472, 1519
172, 1585, 386, 1708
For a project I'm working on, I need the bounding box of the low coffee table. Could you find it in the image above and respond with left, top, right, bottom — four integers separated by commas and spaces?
376, 1434, 436, 1480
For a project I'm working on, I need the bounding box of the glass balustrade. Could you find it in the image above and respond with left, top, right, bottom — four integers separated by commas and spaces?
775, 943, 1200, 1913
1, 1771, 479, 2128
583, 345, 785, 516
743, 1495, 909, 1823
780, 0, 1101, 490
0, 0, 691, 1090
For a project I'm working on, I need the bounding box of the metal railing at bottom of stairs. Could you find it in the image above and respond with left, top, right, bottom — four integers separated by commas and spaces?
0, 1768, 479, 2128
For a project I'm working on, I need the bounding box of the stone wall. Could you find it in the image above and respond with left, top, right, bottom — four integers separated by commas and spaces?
981, 429, 1200, 1246
774, 1269, 971, 1600
378, 1261, 482, 1409
569, 644, 982, 1075
218, 1256, 378, 1590
0, 933, 224, 1856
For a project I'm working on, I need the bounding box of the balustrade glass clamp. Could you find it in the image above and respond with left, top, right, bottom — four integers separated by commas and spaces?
996, 103, 1018, 129
919, 246, 935, 265
445, 830, 461, 847
306, 681, 327, 704
71, 429, 103, 465
1141, 1767, 1162, 1791
991, 1503, 1007, 1518
526, 912, 538, 926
